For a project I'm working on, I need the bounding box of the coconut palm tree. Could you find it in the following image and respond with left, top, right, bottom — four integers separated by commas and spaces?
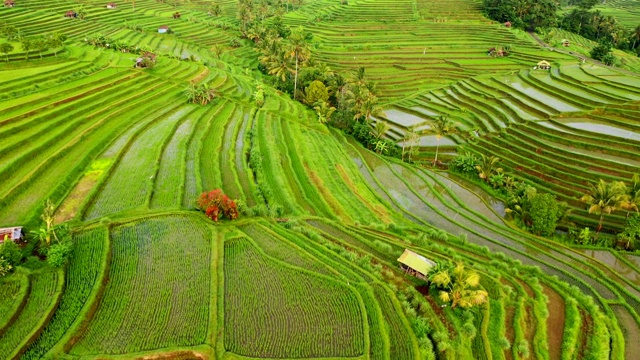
632, 25, 640, 49
581, 179, 628, 235
371, 120, 390, 140
430, 263, 488, 309
353, 92, 384, 123
623, 173, 640, 217
401, 126, 419, 162
313, 101, 336, 124
429, 115, 460, 164
265, 51, 293, 82
475, 154, 502, 183
287, 27, 310, 99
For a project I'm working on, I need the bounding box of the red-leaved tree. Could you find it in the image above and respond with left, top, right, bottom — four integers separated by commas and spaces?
197, 189, 239, 222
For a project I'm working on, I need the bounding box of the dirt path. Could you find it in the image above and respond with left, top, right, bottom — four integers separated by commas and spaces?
542, 285, 565, 360
527, 32, 640, 77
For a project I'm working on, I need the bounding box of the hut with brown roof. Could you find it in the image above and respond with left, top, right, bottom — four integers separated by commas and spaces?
562, 39, 570, 47
504, 21, 511, 28
4, 0, 15, 7
64, 10, 77, 18
158, 25, 169, 33
106, 2, 117, 9
173, 12, 181, 19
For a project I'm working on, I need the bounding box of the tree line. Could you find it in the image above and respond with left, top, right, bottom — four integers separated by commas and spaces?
0, 25, 67, 61
482, 0, 640, 57
451, 151, 640, 250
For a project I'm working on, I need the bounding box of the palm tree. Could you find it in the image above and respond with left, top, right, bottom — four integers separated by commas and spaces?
362, 94, 384, 122
430, 263, 488, 309
475, 154, 502, 183
314, 101, 336, 124
632, 25, 640, 49
401, 126, 419, 162
581, 179, 628, 235
623, 173, 640, 217
429, 115, 460, 164
75, 6, 86, 20
265, 52, 293, 82
371, 120, 390, 140
287, 27, 310, 99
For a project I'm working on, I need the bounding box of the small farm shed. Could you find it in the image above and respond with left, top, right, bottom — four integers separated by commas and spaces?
173, 11, 181, 19
504, 21, 511, 28
398, 249, 435, 280
0, 227, 23, 244
106, 2, 116, 9
562, 39, 570, 47
134, 51, 156, 68
4, 0, 15, 7
536, 60, 551, 70
64, 10, 77, 18
158, 25, 169, 34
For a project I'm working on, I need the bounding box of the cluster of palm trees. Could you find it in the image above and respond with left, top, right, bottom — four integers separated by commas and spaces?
581, 174, 640, 236
184, 82, 217, 105
427, 262, 488, 309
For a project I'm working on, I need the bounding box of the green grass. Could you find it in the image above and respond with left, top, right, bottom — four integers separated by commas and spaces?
223, 236, 366, 358
0, 269, 63, 359
71, 216, 211, 355
22, 227, 108, 359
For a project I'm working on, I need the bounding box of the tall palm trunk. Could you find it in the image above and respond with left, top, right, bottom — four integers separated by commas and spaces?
294, 54, 298, 99
434, 136, 441, 164
595, 214, 604, 240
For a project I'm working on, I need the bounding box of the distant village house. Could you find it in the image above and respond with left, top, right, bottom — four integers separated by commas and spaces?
504, 21, 511, 28
173, 12, 181, 19
158, 25, 169, 34
562, 39, 570, 47
398, 249, 436, 280
64, 10, 77, 18
0, 227, 23, 244
4, 0, 15, 7
106, 2, 117, 9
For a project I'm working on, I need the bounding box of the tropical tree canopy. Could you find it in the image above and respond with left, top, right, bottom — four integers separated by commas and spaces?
428, 262, 488, 309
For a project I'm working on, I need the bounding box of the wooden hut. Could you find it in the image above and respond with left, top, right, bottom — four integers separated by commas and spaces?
134, 52, 156, 68
64, 10, 77, 18
173, 11, 181, 19
4, 0, 15, 7
504, 21, 511, 28
0, 227, 23, 244
106, 2, 117, 9
536, 60, 551, 70
562, 39, 570, 47
158, 25, 169, 34
398, 249, 436, 280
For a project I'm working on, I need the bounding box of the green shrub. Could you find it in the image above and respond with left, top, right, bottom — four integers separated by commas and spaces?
47, 241, 74, 268
516, 339, 530, 357
0, 257, 12, 277
373, 240, 392, 254
0, 241, 23, 267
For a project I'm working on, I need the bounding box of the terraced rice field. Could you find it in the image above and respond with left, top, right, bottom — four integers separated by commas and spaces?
0, 0, 639, 358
